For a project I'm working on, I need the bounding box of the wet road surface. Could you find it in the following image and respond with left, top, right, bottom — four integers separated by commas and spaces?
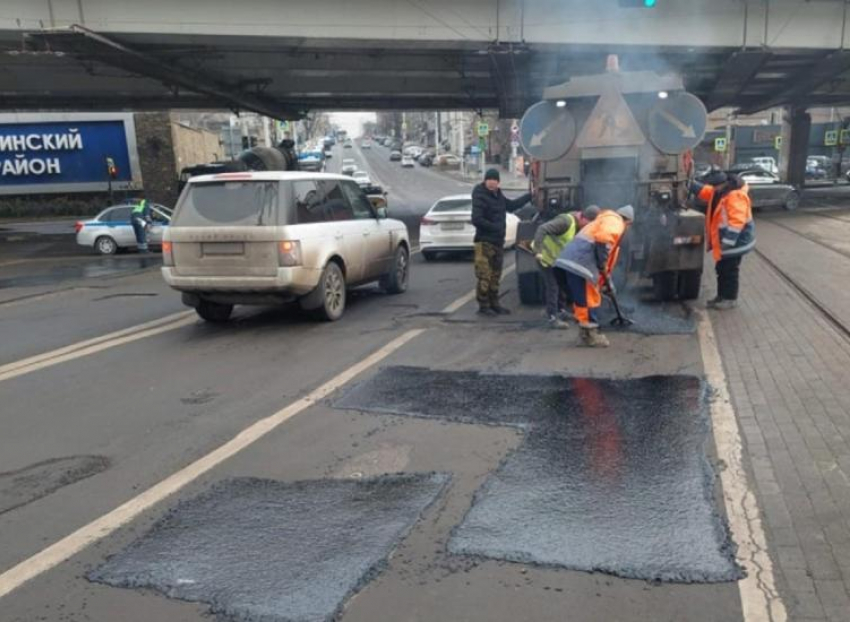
3, 143, 816, 622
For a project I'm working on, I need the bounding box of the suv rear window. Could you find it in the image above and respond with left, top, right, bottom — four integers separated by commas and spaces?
174, 181, 282, 227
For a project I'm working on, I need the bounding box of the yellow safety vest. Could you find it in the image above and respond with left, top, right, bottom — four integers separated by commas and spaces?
538, 214, 577, 267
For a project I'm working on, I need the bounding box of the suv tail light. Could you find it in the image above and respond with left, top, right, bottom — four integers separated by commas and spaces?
74, 221, 84, 233
278, 240, 302, 267
162, 241, 174, 266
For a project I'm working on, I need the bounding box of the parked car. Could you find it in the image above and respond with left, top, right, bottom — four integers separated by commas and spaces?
352, 170, 372, 186
808, 159, 829, 180
419, 194, 519, 260
341, 159, 358, 175
161, 172, 410, 322
435, 154, 463, 170
401, 155, 415, 168
389, 150, 402, 161
298, 151, 325, 172
749, 156, 779, 176
76, 203, 172, 255
418, 153, 434, 167
703, 167, 800, 211
361, 139, 372, 149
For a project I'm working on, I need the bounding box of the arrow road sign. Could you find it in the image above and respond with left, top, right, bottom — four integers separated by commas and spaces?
648, 92, 707, 154
519, 101, 577, 161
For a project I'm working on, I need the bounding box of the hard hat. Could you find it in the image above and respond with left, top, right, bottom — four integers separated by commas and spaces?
617, 205, 635, 222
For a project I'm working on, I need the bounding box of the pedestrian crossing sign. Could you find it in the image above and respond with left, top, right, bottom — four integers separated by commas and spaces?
825, 130, 839, 146
774, 136, 782, 150
714, 137, 727, 152
841, 129, 850, 145
478, 123, 490, 137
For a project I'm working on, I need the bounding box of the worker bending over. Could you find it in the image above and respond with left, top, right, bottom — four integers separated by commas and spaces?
532, 204, 600, 329
691, 171, 755, 309
554, 205, 634, 347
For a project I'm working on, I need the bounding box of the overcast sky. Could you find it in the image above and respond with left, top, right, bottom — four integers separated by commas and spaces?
329, 112, 376, 137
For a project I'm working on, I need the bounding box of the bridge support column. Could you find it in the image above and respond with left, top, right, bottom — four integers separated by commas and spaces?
779, 107, 810, 186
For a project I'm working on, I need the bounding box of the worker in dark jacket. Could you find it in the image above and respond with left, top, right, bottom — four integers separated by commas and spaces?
472, 168, 532, 316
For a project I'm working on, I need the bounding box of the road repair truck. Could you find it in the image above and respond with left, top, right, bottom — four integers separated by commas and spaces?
516, 55, 707, 303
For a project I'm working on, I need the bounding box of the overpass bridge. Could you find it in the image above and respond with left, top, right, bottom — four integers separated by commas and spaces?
3, 0, 850, 118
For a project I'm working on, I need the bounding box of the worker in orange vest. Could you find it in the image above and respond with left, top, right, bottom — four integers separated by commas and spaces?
553, 205, 634, 347
691, 171, 755, 309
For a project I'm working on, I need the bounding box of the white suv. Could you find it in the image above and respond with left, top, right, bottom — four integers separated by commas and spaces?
161, 172, 410, 322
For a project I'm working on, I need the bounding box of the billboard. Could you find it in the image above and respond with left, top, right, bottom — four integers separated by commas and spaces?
0, 113, 142, 195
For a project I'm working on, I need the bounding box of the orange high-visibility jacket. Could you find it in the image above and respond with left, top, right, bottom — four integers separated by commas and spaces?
697, 184, 755, 261
554, 210, 626, 284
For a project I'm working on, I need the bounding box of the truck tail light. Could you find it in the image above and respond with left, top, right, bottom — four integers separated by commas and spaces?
162, 241, 174, 266
278, 240, 302, 267
74, 221, 84, 233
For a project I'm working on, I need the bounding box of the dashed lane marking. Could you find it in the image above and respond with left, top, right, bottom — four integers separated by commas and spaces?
698, 310, 787, 622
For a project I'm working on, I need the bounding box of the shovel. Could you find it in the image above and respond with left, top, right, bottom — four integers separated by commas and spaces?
600, 272, 634, 327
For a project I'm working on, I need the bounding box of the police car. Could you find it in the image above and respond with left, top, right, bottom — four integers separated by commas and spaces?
75, 202, 172, 255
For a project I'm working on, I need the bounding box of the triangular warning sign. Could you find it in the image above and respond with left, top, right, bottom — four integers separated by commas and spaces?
576, 87, 646, 148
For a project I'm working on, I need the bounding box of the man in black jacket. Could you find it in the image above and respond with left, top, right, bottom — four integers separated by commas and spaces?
472, 168, 532, 316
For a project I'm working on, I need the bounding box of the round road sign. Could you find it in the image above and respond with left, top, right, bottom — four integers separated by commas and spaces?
648, 92, 707, 155
519, 101, 576, 161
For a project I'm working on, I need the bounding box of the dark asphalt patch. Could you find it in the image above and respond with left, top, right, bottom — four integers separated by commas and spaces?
0, 455, 110, 515
335, 367, 741, 583
89, 474, 450, 622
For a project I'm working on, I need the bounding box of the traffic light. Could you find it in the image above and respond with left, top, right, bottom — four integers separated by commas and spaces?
105, 156, 118, 179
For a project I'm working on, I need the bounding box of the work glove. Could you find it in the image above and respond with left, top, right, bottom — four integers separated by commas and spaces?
601, 276, 615, 296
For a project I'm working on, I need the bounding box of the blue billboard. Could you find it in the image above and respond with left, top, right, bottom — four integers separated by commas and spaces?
0, 113, 141, 195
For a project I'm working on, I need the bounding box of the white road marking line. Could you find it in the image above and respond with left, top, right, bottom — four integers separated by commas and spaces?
0, 326, 428, 600
440, 263, 515, 315
0, 311, 195, 383
697, 311, 787, 622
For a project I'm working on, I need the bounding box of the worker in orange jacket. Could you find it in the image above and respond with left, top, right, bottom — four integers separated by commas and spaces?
553, 205, 634, 347
691, 171, 755, 309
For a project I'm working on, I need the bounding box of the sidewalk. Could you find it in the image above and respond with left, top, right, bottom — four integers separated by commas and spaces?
711, 232, 850, 620
436, 165, 530, 191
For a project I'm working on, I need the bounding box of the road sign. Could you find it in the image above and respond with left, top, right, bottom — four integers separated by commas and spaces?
841, 129, 850, 145
825, 130, 838, 146
478, 123, 490, 137
519, 101, 577, 161
576, 88, 645, 149
714, 137, 727, 152
648, 92, 707, 154
278, 120, 290, 132
775, 136, 783, 150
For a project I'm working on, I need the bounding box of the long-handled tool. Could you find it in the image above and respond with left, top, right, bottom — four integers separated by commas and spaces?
600, 272, 634, 327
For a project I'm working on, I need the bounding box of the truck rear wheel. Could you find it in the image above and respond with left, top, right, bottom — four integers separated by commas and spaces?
677, 269, 702, 301
652, 271, 677, 302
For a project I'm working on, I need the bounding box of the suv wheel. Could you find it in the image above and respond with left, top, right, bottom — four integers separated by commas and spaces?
196, 300, 233, 323
381, 246, 410, 294
315, 262, 346, 321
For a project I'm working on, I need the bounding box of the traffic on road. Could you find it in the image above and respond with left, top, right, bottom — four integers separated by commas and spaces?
4, 16, 850, 622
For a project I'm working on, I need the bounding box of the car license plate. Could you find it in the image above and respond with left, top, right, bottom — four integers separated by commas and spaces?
202, 242, 245, 256
441, 222, 464, 231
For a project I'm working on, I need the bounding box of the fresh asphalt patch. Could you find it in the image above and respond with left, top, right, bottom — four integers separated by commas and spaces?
335, 367, 742, 583
89, 473, 450, 622
598, 292, 696, 335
